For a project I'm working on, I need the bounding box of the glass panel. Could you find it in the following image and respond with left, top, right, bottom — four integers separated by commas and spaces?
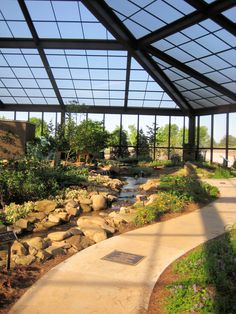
199, 115, 211, 148
229, 113, 236, 148
170, 116, 184, 147
213, 114, 226, 148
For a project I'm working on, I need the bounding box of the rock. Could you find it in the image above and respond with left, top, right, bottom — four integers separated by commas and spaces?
43, 221, 60, 229
65, 200, 79, 213
57, 212, 69, 222
107, 194, 118, 203
36, 250, 52, 262
108, 178, 123, 190
65, 235, 82, 251
48, 231, 71, 242
119, 207, 128, 214
146, 194, 157, 205
0, 224, 7, 232
14, 255, 35, 266
29, 247, 38, 256
28, 211, 46, 221
33, 222, 47, 232
80, 236, 95, 249
24, 237, 47, 250
11, 241, 28, 256
81, 224, 107, 243
11, 226, 23, 235
77, 216, 115, 233
66, 206, 80, 216
68, 227, 83, 236
91, 195, 107, 211
80, 203, 92, 213
50, 241, 70, 250
108, 212, 135, 226
48, 214, 61, 223
14, 218, 29, 230
35, 200, 57, 214
78, 197, 92, 205
140, 179, 159, 192
45, 245, 65, 256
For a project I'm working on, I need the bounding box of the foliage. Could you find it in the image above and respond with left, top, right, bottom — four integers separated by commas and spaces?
0, 160, 88, 205
74, 119, 109, 159
29, 117, 50, 138
165, 227, 236, 313
134, 192, 185, 225
159, 175, 219, 203
129, 166, 154, 177
4, 202, 35, 223
209, 166, 233, 179
109, 126, 129, 158
170, 153, 182, 165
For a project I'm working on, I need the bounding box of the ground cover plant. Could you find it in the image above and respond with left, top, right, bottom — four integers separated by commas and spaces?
163, 224, 236, 314
0, 159, 88, 207
134, 175, 219, 225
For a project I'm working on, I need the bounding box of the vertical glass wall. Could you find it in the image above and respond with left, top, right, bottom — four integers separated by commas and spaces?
198, 115, 211, 162
213, 114, 226, 164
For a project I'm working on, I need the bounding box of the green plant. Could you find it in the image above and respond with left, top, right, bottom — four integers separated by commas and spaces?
159, 175, 219, 203
209, 166, 233, 179
5, 201, 35, 223
165, 229, 236, 313
134, 192, 185, 225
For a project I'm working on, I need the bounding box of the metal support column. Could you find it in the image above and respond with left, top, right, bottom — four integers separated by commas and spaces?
41, 112, 44, 136
154, 115, 157, 160
168, 116, 171, 159
136, 114, 140, 157
210, 114, 214, 164
196, 116, 200, 160
119, 114, 123, 158
225, 112, 229, 167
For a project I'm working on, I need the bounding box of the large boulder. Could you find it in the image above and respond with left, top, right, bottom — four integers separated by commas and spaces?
80, 236, 95, 249
14, 255, 35, 266
65, 235, 82, 251
14, 218, 29, 230
36, 249, 52, 262
45, 246, 65, 256
48, 214, 61, 224
77, 216, 115, 233
80, 223, 107, 243
27, 211, 46, 221
11, 241, 28, 256
80, 203, 92, 213
140, 179, 159, 192
23, 237, 47, 250
0, 224, 7, 233
35, 200, 57, 214
48, 231, 71, 242
91, 194, 107, 211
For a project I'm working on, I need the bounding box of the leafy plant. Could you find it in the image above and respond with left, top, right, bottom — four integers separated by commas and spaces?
209, 166, 233, 179
134, 192, 185, 225
165, 228, 236, 313
5, 202, 35, 223
159, 175, 219, 203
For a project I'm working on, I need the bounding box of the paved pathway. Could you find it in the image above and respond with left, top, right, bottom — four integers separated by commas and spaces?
10, 179, 236, 314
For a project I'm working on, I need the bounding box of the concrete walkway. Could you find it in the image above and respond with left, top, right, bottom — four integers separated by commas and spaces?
10, 179, 236, 314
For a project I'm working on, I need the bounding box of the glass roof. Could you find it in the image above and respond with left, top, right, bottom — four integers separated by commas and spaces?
0, 0, 235, 115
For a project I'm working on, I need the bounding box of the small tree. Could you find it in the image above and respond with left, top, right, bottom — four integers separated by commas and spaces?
109, 126, 129, 158
29, 117, 50, 138
75, 119, 109, 161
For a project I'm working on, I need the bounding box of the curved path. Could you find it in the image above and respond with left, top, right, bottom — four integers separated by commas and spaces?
10, 179, 236, 314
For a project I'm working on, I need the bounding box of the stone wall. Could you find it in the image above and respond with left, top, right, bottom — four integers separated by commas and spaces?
0, 120, 35, 159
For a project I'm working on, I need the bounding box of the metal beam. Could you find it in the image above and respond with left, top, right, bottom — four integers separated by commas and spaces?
0, 38, 124, 50
81, 0, 191, 115
17, 0, 65, 111
147, 46, 236, 101
185, 0, 236, 36
194, 103, 236, 115
0, 104, 185, 116
124, 54, 131, 108
139, 0, 236, 45
139, 11, 205, 46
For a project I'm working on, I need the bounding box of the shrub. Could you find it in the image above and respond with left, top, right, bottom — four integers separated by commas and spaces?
5, 202, 35, 223
159, 175, 219, 203
134, 192, 185, 225
0, 160, 89, 205
209, 166, 232, 179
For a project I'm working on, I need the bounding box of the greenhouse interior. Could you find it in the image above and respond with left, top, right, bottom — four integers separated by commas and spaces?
0, 0, 236, 314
